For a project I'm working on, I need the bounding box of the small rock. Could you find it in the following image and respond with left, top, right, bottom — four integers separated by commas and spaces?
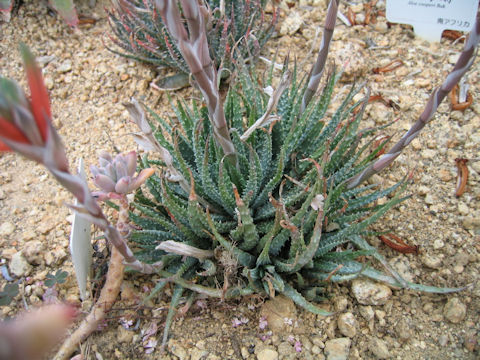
9, 252, 32, 277
337, 312, 357, 338
395, 318, 412, 342
421, 149, 436, 159
351, 279, 392, 306
464, 331, 477, 352
276, 342, 293, 358
368, 337, 390, 359
359, 306, 374, 321
433, 239, 444, 249
117, 326, 134, 343
334, 297, 348, 312
421, 254, 442, 269
424, 193, 435, 205
324, 338, 351, 360
443, 298, 466, 323
260, 295, 297, 332
44, 248, 67, 266
257, 348, 278, 360
279, 12, 302, 36
375, 21, 388, 33
23, 240, 45, 265
58, 60, 72, 73
170, 340, 188, 360
457, 202, 469, 216
0, 222, 15, 236
462, 217, 480, 231
191, 348, 209, 360
21, 230, 36, 241
37, 218, 56, 235
438, 334, 448, 346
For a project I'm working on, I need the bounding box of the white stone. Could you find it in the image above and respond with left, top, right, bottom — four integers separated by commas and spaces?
337, 312, 357, 338
324, 338, 351, 360
9, 252, 32, 277
279, 12, 303, 36
0, 222, 15, 236
257, 348, 279, 360
351, 279, 392, 306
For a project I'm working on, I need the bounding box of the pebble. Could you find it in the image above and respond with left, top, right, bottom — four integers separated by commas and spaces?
170, 340, 188, 360
0, 222, 15, 236
457, 202, 469, 216
58, 60, 72, 73
260, 295, 297, 332
464, 331, 478, 352
368, 337, 390, 359
257, 348, 278, 360
324, 338, 351, 360
443, 298, 467, 323
9, 251, 32, 277
374, 21, 389, 33
23, 240, 45, 265
359, 306, 374, 321
337, 312, 357, 338
334, 296, 348, 312
395, 319, 412, 342
433, 239, 444, 249
44, 248, 67, 266
421, 254, 442, 269
190, 348, 209, 360
279, 12, 302, 36
351, 279, 392, 306
276, 342, 293, 358
424, 193, 435, 205
462, 216, 480, 231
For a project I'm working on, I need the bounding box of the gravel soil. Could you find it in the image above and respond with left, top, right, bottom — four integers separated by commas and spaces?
0, 0, 479, 359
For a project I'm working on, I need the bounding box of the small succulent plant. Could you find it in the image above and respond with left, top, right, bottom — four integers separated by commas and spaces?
106, 0, 276, 89
91, 150, 154, 199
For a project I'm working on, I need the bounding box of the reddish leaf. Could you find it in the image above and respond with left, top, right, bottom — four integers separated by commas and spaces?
0, 117, 29, 148
19, 44, 51, 143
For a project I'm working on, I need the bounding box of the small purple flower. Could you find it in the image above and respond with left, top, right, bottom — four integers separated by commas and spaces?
260, 331, 272, 342
287, 335, 295, 343
294, 340, 302, 353
143, 338, 157, 354
259, 316, 268, 330
120, 317, 134, 329
232, 317, 249, 328
283, 317, 293, 326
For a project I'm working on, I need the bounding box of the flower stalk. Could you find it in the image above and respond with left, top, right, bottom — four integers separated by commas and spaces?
154, 0, 237, 163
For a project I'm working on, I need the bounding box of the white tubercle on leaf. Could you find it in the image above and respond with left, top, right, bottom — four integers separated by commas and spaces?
69, 158, 92, 300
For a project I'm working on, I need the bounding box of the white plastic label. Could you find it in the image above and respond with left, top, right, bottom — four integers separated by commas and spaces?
386, 0, 478, 42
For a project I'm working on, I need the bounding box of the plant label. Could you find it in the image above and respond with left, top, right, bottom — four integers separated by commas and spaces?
69, 158, 92, 300
386, 0, 478, 42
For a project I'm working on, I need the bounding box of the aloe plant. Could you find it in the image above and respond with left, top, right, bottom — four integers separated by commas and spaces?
106, 0, 276, 89
125, 0, 479, 346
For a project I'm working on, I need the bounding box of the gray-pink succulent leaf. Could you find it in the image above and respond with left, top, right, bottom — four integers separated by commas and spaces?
114, 176, 130, 194
93, 173, 116, 192
124, 150, 137, 176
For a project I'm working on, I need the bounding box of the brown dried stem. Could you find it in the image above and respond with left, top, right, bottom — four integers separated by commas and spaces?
53, 246, 125, 360
347, 13, 480, 188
